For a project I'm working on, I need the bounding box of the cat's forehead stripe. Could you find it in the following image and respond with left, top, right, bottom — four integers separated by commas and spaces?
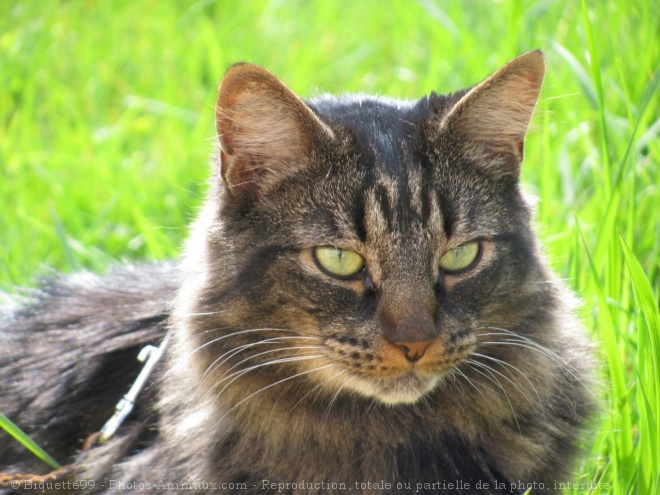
361, 166, 445, 243
373, 182, 396, 231
436, 188, 455, 238
370, 122, 397, 164
406, 168, 424, 224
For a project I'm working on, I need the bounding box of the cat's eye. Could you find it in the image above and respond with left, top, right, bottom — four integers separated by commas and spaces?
314, 247, 365, 278
439, 242, 481, 274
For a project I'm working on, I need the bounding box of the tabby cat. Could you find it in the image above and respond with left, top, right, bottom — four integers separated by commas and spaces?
1, 51, 595, 494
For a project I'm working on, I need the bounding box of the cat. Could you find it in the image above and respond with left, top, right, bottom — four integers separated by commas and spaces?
0, 50, 596, 494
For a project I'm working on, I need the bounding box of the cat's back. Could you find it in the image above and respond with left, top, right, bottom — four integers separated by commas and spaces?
0, 262, 177, 473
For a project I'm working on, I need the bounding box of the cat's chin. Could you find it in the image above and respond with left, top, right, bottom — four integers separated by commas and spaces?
348, 372, 441, 405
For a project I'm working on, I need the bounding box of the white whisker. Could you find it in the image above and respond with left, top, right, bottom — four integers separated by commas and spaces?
291, 369, 347, 412
323, 374, 357, 425
189, 328, 309, 355
452, 368, 492, 404
169, 309, 232, 317
219, 345, 326, 381
465, 358, 522, 434
475, 327, 595, 397
471, 352, 544, 414
209, 355, 325, 401
200, 336, 320, 383
214, 363, 337, 424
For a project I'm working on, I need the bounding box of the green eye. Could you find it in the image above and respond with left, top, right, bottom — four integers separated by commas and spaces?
439, 242, 481, 273
314, 247, 365, 278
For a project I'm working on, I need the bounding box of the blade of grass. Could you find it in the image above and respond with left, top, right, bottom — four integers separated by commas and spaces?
580, 0, 611, 191
0, 413, 61, 470
618, 233, 660, 494
576, 218, 633, 489
49, 206, 79, 272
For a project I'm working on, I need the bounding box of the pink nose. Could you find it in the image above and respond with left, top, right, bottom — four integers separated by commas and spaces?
393, 340, 434, 362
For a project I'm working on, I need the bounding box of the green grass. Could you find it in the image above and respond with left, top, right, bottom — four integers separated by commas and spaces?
1, 0, 658, 492
0, 413, 61, 470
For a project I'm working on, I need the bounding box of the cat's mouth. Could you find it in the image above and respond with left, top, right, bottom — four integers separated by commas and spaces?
316, 334, 473, 405
306, 354, 452, 405
347, 371, 442, 405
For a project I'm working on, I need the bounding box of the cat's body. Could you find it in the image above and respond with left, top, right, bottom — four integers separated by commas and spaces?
1, 52, 595, 494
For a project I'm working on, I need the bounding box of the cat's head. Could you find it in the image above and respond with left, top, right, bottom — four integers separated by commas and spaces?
180, 51, 557, 408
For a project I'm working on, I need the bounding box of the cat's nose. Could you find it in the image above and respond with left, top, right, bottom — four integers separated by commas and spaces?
393, 340, 434, 362
380, 290, 438, 362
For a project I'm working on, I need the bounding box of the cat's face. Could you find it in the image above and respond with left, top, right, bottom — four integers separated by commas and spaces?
188, 52, 551, 407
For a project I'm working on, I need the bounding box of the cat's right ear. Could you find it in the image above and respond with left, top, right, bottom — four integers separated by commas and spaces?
215, 64, 334, 200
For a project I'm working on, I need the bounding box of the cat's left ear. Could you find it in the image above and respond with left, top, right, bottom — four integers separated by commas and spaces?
433, 50, 545, 178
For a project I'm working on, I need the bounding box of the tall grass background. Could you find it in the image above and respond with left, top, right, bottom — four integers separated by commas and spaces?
1, 1, 658, 493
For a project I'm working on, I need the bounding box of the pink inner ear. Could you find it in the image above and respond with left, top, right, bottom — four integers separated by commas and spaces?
439, 51, 545, 169
220, 148, 261, 189
443, 52, 545, 141
215, 64, 333, 199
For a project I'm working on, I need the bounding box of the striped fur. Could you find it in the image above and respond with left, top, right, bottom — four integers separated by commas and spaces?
1, 52, 595, 494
